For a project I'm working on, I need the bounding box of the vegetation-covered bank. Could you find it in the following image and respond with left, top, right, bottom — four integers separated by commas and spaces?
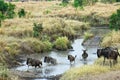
60, 57, 120, 80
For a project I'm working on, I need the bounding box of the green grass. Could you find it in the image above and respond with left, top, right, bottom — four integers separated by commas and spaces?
83, 32, 94, 42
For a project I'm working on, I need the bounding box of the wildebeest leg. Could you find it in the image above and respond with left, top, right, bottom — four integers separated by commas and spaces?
39, 64, 41, 68
74, 60, 75, 64
113, 59, 117, 65
103, 57, 106, 65
109, 59, 112, 67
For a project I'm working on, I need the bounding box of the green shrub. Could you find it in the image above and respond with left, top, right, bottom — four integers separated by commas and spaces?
109, 8, 120, 31
33, 23, 43, 37
73, 0, 98, 8
83, 32, 94, 42
61, 0, 69, 7
18, 8, 26, 18
43, 41, 53, 52
74, 0, 83, 8
0, 1, 15, 26
54, 37, 71, 50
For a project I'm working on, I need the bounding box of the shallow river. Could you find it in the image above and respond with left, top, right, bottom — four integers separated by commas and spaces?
15, 38, 100, 80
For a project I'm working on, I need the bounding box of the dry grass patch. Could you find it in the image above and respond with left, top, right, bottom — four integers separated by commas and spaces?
12, 1, 62, 17
60, 65, 109, 80
11, 1, 120, 20
101, 30, 120, 47
1, 17, 88, 39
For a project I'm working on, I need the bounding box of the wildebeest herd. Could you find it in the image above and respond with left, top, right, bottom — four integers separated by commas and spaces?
26, 56, 57, 68
26, 46, 120, 69
26, 49, 88, 69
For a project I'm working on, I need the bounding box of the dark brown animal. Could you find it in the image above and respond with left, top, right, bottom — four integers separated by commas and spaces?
26, 58, 42, 68
97, 47, 120, 67
68, 55, 77, 64
44, 56, 57, 65
82, 49, 88, 60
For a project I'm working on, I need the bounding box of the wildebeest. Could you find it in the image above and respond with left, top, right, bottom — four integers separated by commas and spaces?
82, 49, 88, 60
26, 58, 42, 68
97, 47, 120, 67
68, 55, 77, 64
44, 56, 57, 65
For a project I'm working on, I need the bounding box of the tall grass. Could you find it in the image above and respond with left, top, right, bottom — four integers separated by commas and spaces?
60, 65, 109, 80
0, 63, 9, 80
101, 30, 120, 47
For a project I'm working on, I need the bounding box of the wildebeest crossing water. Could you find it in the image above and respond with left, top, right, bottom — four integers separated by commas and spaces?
14, 39, 98, 80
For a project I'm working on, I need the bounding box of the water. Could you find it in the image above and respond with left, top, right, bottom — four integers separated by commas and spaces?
14, 38, 99, 80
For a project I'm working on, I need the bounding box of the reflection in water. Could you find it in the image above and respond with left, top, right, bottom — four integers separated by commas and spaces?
15, 39, 98, 80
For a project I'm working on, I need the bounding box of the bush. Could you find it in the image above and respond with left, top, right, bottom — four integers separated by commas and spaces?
18, 8, 26, 18
43, 41, 53, 52
33, 23, 43, 37
54, 37, 71, 50
109, 8, 120, 31
0, 1, 15, 26
61, 0, 69, 7
83, 32, 94, 42
74, 0, 83, 8
73, 0, 98, 8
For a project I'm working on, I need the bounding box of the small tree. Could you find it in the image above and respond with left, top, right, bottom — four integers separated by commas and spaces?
33, 23, 43, 37
74, 0, 83, 8
0, 0, 15, 27
18, 8, 26, 18
6, 3, 15, 18
109, 9, 120, 31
